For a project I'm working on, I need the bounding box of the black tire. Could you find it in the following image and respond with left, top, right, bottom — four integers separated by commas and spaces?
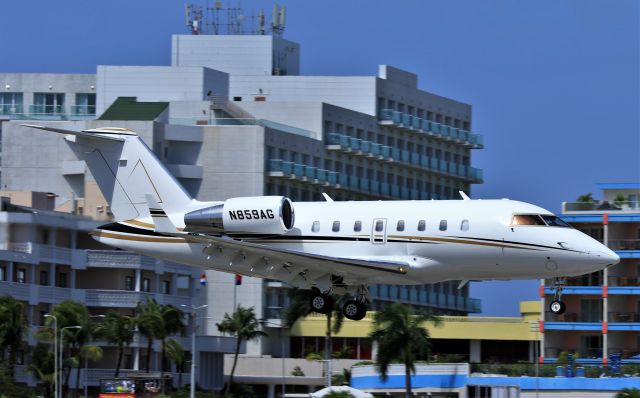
310, 294, 334, 314
343, 300, 367, 321
549, 300, 566, 315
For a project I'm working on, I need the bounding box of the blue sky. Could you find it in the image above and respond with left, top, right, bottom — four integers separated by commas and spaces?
2, 1, 638, 315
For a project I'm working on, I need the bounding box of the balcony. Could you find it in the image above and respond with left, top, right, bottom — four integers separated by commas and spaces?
608, 275, 640, 286
324, 133, 483, 183
378, 109, 484, 148
562, 200, 640, 213
609, 239, 640, 251
84, 290, 192, 308
609, 312, 640, 323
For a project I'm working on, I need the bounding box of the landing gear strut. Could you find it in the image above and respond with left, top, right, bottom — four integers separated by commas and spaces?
549, 277, 566, 315
310, 293, 334, 314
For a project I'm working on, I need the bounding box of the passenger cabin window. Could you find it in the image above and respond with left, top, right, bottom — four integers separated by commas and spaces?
375, 220, 384, 232
461, 219, 469, 231
354, 221, 362, 232
417, 220, 426, 231
396, 220, 405, 232
332, 221, 340, 232
439, 220, 447, 231
312, 221, 320, 232
512, 214, 546, 226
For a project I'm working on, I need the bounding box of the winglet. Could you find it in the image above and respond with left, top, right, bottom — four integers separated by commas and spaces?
459, 191, 471, 201
322, 193, 334, 202
145, 194, 177, 233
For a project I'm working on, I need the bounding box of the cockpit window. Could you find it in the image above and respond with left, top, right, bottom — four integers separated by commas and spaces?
512, 214, 546, 226
541, 215, 572, 228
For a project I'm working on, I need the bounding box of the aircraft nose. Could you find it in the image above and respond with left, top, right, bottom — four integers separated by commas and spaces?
591, 248, 620, 266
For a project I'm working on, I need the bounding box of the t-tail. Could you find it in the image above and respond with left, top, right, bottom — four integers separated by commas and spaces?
21, 124, 195, 223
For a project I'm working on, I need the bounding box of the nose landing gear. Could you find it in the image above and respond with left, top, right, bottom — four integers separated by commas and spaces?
549, 277, 566, 315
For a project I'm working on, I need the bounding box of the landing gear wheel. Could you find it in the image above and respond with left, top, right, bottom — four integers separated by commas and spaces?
343, 300, 367, 321
549, 300, 566, 315
310, 294, 334, 314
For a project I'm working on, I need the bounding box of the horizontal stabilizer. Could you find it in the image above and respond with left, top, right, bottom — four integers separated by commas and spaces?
20, 124, 125, 141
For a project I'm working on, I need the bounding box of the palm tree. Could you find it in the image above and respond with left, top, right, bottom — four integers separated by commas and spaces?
50, 300, 103, 398
217, 306, 267, 394
135, 297, 163, 372
0, 296, 27, 377
157, 304, 185, 394
165, 338, 185, 388
285, 289, 345, 366
99, 310, 135, 377
616, 388, 640, 398
369, 302, 441, 398
27, 343, 56, 398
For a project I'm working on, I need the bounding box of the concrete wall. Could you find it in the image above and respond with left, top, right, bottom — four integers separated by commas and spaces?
229, 75, 378, 115
172, 35, 300, 76
96, 66, 228, 115
0, 73, 96, 110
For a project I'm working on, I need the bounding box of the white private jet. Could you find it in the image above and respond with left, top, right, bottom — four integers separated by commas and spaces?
24, 124, 619, 320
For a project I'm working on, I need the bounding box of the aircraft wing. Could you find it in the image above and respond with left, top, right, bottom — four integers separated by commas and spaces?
173, 231, 416, 288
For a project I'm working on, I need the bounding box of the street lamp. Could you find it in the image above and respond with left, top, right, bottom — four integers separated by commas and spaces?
181, 304, 208, 398
260, 319, 286, 398
60, 325, 82, 398
44, 314, 58, 398
85, 315, 106, 398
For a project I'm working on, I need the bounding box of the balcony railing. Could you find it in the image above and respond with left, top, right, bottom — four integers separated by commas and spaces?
70, 105, 96, 115
609, 239, 640, 251
562, 200, 640, 213
324, 133, 483, 183
609, 312, 640, 323
1, 106, 96, 120
608, 275, 640, 286
0, 104, 24, 115
545, 311, 602, 322
378, 109, 484, 148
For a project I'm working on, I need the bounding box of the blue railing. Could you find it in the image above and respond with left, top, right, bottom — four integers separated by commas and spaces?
378, 108, 483, 147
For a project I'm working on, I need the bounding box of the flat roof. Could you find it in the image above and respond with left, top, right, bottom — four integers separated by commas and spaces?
595, 183, 640, 190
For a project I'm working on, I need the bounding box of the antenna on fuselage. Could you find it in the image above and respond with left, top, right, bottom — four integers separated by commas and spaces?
459, 191, 471, 201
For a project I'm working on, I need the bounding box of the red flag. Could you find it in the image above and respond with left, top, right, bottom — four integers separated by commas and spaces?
235, 274, 242, 286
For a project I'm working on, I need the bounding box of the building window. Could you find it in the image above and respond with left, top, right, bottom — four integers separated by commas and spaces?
40, 270, 49, 286
162, 280, 171, 295
354, 221, 362, 232
332, 221, 340, 232
417, 220, 426, 231
74, 93, 96, 115
17, 269, 26, 284
311, 221, 320, 232
0, 266, 5, 281
233, 96, 242, 101
40, 311, 48, 326
461, 219, 469, 231
142, 278, 150, 292
439, 220, 448, 231
125, 276, 134, 291
33, 93, 65, 114
0, 92, 24, 114
58, 272, 67, 288
254, 96, 266, 102
396, 220, 405, 232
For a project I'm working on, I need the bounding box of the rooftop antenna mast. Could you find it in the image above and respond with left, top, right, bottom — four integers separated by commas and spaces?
185, 3, 205, 35
271, 4, 286, 36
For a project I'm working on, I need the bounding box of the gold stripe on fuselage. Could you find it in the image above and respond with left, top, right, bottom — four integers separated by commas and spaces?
388, 235, 541, 251
90, 231, 187, 243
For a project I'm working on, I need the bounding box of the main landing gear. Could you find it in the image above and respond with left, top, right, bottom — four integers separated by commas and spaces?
549, 277, 566, 315
309, 290, 368, 321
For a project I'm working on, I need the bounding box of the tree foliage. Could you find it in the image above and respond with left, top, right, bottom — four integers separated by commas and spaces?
369, 303, 440, 398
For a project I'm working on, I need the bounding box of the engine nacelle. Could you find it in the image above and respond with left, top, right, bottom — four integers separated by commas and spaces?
184, 196, 294, 234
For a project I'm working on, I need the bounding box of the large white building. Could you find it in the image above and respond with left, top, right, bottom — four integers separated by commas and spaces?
0, 30, 484, 367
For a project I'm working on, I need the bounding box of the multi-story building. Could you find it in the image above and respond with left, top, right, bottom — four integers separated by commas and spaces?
541, 183, 640, 365
0, 29, 485, 359
0, 193, 233, 390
